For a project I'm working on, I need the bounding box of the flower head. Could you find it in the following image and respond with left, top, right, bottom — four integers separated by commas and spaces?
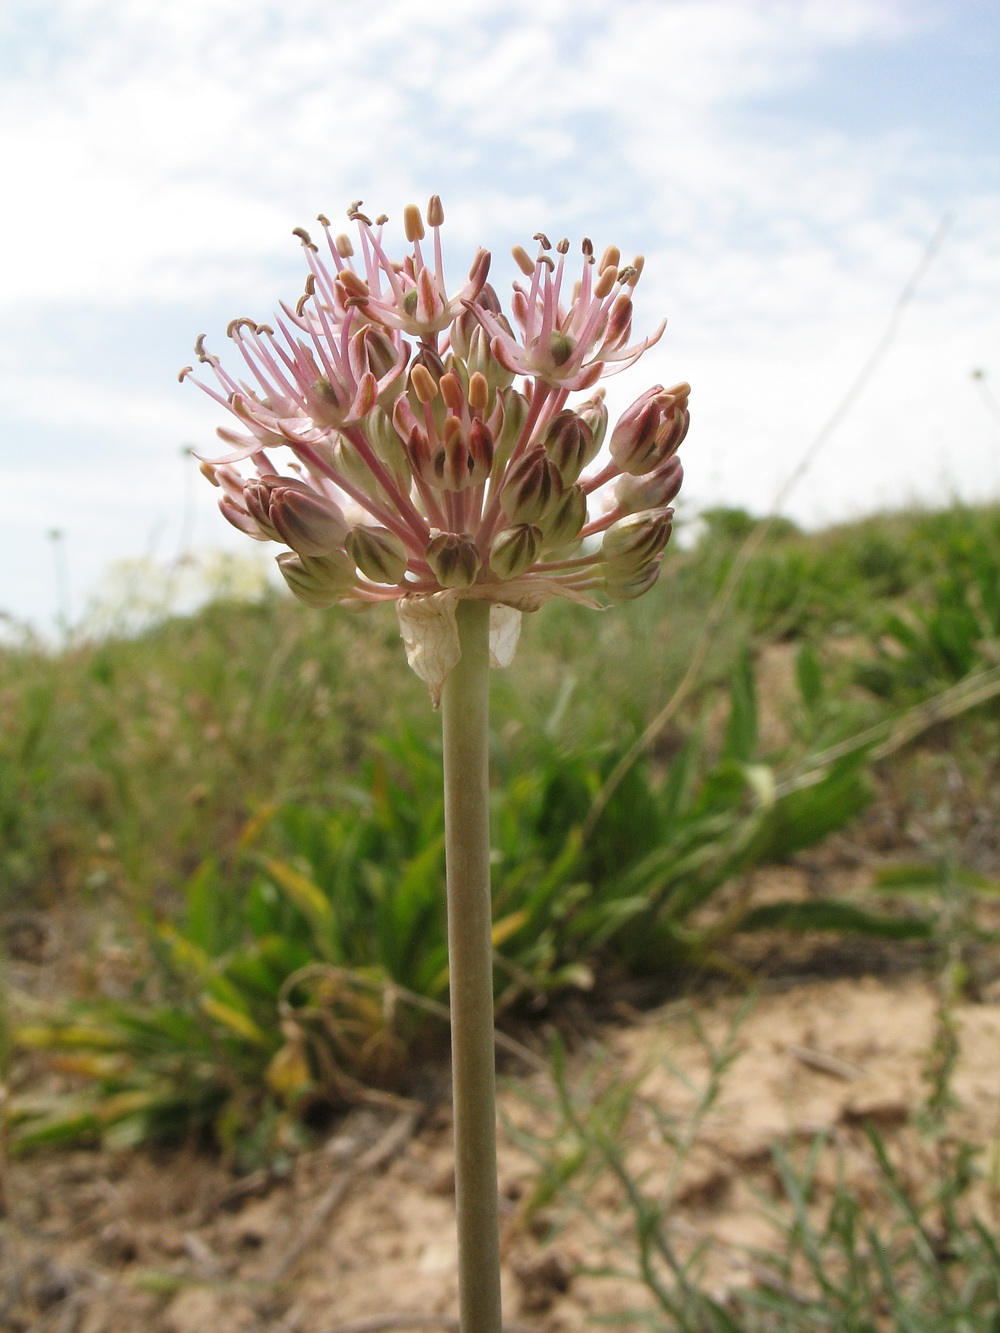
183, 198, 690, 698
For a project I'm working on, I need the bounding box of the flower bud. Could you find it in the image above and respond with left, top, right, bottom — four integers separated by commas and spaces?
277, 549, 357, 608
425, 532, 482, 588
540, 485, 588, 553
350, 325, 408, 407
577, 391, 609, 454
489, 524, 541, 578
332, 436, 382, 498
610, 384, 691, 476
492, 388, 529, 472
346, 525, 409, 584
467, 324, 515, 393
267, 483, 349, 557
540, 410, 598, 485
219, 496, 270, 541
604, 557, 663, 601
500, 446, 563, 524
601, 507, 674, 568
614, 456, 683, 515
366, 407, 413, 490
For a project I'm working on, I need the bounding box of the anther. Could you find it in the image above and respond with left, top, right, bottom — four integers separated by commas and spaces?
177, 365, 193, 382
335, 234, 354, 257
403, 204, 425, 242
227, 317, 258, 337
292, 226, 313, 247
375, 214, 388, 226
427, 195, 445, 226
194, 334, 210, 362
338, 269, 369, 299
593, 266, 618, 300
468, 371, 489, 412
317, 213, 331, 227
619, 265, 639, 287
257, 324, 274, 337
511, 245, 535, 277
304, 274, 316, 296
538, 254, 555, 272
599, 245, 621, 271
556, 238, 569, 254
581, 238, 593, 257
410, 363, 439, 403
347, 201, 372, 224
533, 232, 552, 250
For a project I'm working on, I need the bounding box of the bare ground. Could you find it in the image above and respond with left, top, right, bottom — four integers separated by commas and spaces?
3, 965, 999, 1333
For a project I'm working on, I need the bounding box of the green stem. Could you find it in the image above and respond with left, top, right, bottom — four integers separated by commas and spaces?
441, 598, 503, 1333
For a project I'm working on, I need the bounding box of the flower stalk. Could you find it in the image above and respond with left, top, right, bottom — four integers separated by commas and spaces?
441, 598, 503, 1333
183, 195, 691, 1331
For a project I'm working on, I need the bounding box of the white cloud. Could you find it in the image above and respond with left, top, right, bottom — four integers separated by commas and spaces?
0, 0, 997, 629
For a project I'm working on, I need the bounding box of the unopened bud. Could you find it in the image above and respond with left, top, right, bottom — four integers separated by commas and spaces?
614, 457, 684, 515
493, 389, 529, 469
577, 391, 609, 454
489, 524, 541, 578
346, 525, 409, 584
500, 446, 563, 524
425, 532, 482, 588
277, 549, 358, 608
601, 507, 674, 568
610, 385, 690, 476
367, 407, 413, 489
332, 436, 382, 497
540, 411, 598, 485
540, 483, 587, 548
604, 556, 663, 601
268, 483, 349, 556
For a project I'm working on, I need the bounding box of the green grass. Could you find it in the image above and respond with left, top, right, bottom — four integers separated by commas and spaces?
3, 501, 999, 1158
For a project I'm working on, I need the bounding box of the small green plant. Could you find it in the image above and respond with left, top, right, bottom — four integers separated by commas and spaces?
510, 998, 1000, 1331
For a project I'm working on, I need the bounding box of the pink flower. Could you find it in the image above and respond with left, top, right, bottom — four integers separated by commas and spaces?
181, 198, 690, 624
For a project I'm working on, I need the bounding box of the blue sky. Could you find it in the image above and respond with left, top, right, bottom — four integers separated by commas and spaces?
1, 0, 998, 633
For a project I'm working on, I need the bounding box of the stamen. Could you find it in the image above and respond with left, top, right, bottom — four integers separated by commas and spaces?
593, 267, 618, 300
410, 363, 439, 403
404, 204, 425, 242
427, 195, 444, 226
511, 245, 535, 277
177, 366, 193, 382
292, 227, 318, 252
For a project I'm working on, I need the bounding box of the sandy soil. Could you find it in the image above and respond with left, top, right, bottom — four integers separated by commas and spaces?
3, 970, 999, 1333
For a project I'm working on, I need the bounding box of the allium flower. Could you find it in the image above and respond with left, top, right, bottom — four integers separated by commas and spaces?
182, 197, 690, 700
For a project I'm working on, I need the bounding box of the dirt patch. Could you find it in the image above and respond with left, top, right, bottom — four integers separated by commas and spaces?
3, 974, 998, 1331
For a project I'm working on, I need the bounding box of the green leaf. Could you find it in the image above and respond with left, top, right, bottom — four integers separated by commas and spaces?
737, 899, 932, 939
796, 641, 825, 712
722, 648, 757, 763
